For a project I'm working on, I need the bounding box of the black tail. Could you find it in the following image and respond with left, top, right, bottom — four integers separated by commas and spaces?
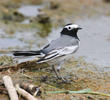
13, 50, 42, 56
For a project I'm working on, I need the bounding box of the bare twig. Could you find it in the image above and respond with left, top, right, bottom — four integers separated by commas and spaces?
16, 84, 38, 100
21, 73, 34, 80
2, 75, 19, 100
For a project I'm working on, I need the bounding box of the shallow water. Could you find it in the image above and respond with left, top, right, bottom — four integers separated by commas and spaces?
0, 9, 110, 67
45, 16, 110, 67
0, 38, 26, 49
18, 5, 43, 17
74, 16, 110, 67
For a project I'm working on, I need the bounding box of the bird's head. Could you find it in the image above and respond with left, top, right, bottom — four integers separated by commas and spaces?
61, 23, 82, 38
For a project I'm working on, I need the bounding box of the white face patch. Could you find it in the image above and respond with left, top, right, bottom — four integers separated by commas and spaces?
64, 24, 79, 30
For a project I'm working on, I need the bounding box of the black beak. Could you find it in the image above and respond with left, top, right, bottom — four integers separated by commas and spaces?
78, 27, 82, 30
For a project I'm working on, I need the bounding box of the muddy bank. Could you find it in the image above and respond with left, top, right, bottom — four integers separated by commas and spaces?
0, 56, 110, 100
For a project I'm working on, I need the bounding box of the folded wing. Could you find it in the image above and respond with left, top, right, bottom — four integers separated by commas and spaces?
37, 45, 79, 63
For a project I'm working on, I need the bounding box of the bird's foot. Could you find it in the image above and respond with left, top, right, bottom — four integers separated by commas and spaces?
58, 76, 71, 83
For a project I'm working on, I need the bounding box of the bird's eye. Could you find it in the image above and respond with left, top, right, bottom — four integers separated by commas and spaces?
68, 27, 71, 29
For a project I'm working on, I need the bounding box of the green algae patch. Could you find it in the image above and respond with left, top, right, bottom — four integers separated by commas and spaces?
36, 23, 52, 38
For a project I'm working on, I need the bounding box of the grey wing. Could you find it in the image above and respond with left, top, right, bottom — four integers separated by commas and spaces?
42, 35, 79, 54
38, 35, 80, 63
38, 36, 79, 63
37, 45, 79, 63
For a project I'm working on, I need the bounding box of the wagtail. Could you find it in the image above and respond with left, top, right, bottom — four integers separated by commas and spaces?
13, 23, 82, 82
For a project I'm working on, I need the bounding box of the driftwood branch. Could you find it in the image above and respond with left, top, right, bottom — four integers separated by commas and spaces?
17, 61, 49, 69
19, 82, 41, 96
16, 84, 38, 100
2, 75, 19, 100
0, 61, 49, 72
0, 66, 17, 71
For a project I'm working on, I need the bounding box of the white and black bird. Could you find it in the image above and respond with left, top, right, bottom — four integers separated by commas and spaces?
13, 23, 82, 82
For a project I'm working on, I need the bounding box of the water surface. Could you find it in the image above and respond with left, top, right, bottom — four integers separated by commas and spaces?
46, 16, 110, 67
74, 16, 110, 67
18, 5, 43, 17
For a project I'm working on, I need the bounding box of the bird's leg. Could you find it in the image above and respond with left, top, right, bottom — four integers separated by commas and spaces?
52, 65, 65, 81
57, 62, 71, 83
52, 64, 70, 83
52, 65, 61, 79
57, 68, 68, 82
57, 69, 67, 82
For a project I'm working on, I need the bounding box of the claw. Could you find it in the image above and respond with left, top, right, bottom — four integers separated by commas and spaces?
60, 77, 71, 83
